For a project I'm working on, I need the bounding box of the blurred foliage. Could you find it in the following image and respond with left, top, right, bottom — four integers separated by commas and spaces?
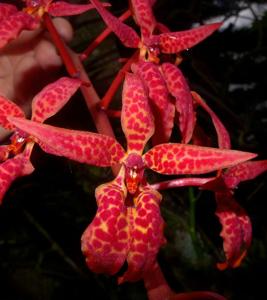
1, 0, 267, 299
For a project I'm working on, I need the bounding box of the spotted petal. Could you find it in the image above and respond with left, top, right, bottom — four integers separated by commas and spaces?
130, 0, 156, 40
81, 168, 129, 274
31, 77, 82, 123
143, 143, 257, 175
223, 160, 267, 189
191, 91, 231, 149
0, 11, 39, 49
90, 0, 140, 48
0, 95, 25, 130
161, 63, 195, 143
48, 1, 110, 17
119, 187, 165, 283
0, 149, 34, 205
8, 118, 126, 167
0, 3, 18, 21
148, 22, 222, 54
133, 61, 175, 144
215, 191, 251, 270
122, 73, 155, 154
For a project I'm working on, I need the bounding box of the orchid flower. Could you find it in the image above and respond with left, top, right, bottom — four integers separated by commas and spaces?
89, 0, 221, 56
0, 77, 81, 204
7, 73, 256, 282
0, 1, 109, 49
190, 92, 267, 269
202, 160, 267, 270
89, 0, 221, 144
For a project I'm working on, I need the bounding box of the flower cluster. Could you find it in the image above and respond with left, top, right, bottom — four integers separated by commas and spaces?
0, 1, 266, 299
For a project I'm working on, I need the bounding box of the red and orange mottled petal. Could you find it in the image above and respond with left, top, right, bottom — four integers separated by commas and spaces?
133, 61, 175, 144
89, 0, 140, 48
215, 191, 252, 270
223, 160, 267, 189
8, 117, 126, 166
0, 95, 25, 130
154, 22, 222, 54
143, 143, 257, 175
119, 188, 165, 283
122, 73, 155, 154
0, 151, 34, 205
48, 1, 110, 17
130, 0, 156, 39
31, 77, 82, 123
161, 63, 195, 143
191, 91, 231, 149
81, 168, 129, 275
0, 12, 39, 49
0, 3, 17, 21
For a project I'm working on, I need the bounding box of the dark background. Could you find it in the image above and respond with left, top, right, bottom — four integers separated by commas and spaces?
0, 0, 267, 299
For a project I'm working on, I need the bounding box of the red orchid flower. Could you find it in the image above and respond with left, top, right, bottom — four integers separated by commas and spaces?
88, 0, 221, 144
0, 77, 81, 204
190, 92, 265, 270
89, 0, 221, 55
203, 160, 267, 270
0, 1, 108, 49
81, 167, 165, 283
8, 73, 256, 282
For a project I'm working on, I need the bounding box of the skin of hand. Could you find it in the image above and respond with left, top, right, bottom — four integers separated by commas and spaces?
0, 17, 73, 140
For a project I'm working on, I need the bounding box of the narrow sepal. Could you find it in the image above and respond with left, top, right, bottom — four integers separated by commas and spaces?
0, 3, 17, 21
161, 63, 195, 143
130, 0, 156, 39
48, 1, 110, 17
90, 0, 140, 48
119, 187, 165, 283
81, 168, 129, 275
150, 22, 222, 54
143, 143, 257, 175
0, 150, 34, 205
8, 118, 126, 167
191, 91, 231, 149
122, 73, 155, 154
31, 77, 82, 123
223, 160, 267, 189
133, 62, 175, 144
0, 12, 39, 49
0, 95, 25, 130
215, 191, 251, 270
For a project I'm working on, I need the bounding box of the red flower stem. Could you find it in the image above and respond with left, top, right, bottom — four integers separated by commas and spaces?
99, 50, 139, 110
106, 109, 121, 118
80, 9, 132, 61
43, 13, 79, 77
150, 177, 215, 191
